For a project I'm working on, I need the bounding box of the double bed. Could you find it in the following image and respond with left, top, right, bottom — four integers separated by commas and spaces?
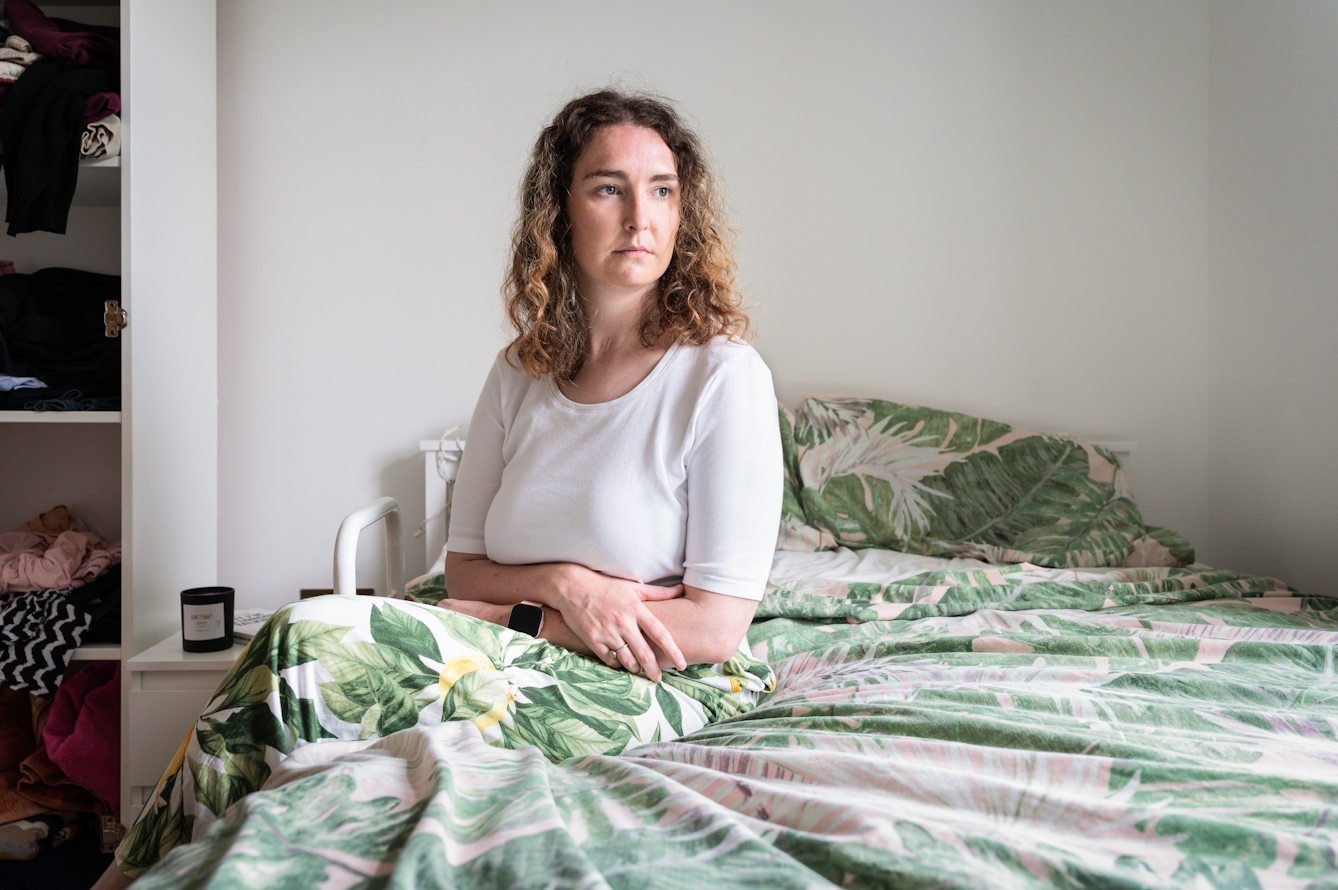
126, 397, 1337, 888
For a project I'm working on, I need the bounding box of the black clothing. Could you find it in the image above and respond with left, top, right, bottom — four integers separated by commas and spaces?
1, 58, 112, 235
0, 267, 121, 409
64, 564, 120, 644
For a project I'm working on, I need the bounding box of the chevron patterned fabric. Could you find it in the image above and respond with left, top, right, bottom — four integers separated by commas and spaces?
0, 591, 92, 697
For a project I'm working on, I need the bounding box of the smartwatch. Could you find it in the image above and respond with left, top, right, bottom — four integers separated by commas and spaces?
507, 602, 544, 637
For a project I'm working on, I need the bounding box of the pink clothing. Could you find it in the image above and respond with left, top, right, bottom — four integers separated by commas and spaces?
43, 661, 120, 819
0, 529, 120, 594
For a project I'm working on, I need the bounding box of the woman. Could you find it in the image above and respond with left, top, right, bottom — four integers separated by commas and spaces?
99, 89, 781, 887
438, 88, 782, 681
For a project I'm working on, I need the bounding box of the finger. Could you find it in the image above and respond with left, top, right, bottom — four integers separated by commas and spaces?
637, 605, 686, 671
638, 583, 685, 602
619, 626, 662, 683
611, 639, 643, 678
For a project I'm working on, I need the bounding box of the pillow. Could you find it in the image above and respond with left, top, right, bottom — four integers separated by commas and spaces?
778, 397, 1190, 569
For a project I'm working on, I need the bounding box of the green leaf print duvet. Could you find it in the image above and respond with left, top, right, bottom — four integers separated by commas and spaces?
122, 398, 1338, 888
117, 592, 772, 879
122, 561, 1338, 890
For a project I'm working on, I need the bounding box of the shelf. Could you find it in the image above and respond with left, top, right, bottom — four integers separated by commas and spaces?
0, 156, 121, 209
0, 411, 120, 423
70, 643, 121, 662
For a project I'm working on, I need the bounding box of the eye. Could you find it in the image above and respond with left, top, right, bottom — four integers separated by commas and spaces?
596, 184, 618, 196
654, 186, 672, 198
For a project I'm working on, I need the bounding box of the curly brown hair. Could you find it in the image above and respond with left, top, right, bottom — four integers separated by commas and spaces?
504, 89, 750, 381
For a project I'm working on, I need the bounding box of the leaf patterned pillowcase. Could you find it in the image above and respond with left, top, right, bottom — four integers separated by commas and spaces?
778, 397, 1192, 569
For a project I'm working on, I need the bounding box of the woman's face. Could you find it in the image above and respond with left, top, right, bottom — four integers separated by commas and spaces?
567, 124, 681, 298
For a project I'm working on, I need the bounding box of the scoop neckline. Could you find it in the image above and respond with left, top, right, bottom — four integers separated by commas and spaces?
547, 341, 683, 412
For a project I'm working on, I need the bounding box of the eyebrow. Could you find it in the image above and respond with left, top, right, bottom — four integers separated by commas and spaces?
583, 169, 679, 183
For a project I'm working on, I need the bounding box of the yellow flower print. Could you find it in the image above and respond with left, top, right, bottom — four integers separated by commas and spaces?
438, 652, 494, 695
470, 685, 517, 732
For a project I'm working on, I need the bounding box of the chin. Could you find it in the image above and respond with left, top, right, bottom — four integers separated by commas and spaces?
609, 264, 669, 289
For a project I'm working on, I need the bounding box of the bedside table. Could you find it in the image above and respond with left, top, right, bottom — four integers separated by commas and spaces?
124, 633, 248, 814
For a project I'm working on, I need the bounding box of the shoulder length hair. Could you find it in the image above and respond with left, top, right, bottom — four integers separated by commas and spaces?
504, 89, 750, 381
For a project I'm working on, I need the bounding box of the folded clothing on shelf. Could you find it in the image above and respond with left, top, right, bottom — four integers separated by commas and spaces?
0, 375, 43, 392
0, 506, 120, 595
0, 508, 119, 699
77, 113, 116, 160
0, 679, 107, 832
41, 662, 116, 819
3, 0, 118, 73
1, 57, 113, 235
62, 565, 117, 645
10, 388, 118, 412
0, 268, 121, 411
81, 90, 116, 126
0, 34, 40, 83
0, 591, 94, 698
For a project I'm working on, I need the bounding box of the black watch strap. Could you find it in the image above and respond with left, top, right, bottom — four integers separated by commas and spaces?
507, 603, 544, 637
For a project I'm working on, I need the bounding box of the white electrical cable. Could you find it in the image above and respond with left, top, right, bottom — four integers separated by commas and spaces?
414, 426, 463, 540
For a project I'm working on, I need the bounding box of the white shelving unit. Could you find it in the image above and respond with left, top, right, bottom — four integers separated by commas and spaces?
0, 2, 126, 658
70, 642, 123, 662
0, 0, 218, 826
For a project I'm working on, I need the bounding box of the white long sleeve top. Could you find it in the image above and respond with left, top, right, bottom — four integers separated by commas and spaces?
446, 336, 783, 600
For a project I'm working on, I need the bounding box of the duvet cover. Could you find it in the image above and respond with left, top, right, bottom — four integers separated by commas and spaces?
125, 561, 1338, 889
123, 397, 1338, 888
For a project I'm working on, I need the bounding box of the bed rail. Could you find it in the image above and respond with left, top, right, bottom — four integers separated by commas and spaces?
333, 496, 404, 598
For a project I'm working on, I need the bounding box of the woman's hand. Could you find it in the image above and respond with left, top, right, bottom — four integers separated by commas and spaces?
443, 552, 689, 681
434, 579, 685, 682
551, 568, 687, 681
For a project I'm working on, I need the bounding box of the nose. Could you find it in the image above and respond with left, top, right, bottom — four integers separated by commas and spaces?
624, 192, 649, 232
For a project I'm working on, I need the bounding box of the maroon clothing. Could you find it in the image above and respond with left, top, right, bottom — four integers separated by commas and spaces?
4, 0, 119, 72
82, 90, 118, 125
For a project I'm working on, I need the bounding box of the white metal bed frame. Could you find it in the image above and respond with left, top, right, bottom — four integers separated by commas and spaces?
332, 436, 465, 597
330, 434, 1135, 599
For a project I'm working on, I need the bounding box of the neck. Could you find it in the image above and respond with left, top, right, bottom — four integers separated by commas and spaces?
576, 274, 657, 358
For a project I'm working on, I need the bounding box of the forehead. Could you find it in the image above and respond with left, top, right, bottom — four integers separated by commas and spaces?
573, 124, 677, 177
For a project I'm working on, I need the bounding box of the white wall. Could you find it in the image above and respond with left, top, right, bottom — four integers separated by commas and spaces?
218, 1, 1215, 607
1208, 2, 1338, 596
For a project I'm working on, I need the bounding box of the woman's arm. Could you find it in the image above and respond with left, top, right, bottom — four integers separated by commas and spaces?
538, 585, 756, 667
438, 579, 756, 682
445, 551, 688, 681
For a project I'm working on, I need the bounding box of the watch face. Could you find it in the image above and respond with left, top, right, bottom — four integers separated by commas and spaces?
507, 603, 543, 637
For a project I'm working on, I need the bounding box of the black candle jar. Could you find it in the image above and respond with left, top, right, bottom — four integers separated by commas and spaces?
180, 586, 235, 652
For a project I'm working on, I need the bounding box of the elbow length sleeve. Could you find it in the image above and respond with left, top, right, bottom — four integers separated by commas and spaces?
446, 360, 507, 555
682, 353, 783, 600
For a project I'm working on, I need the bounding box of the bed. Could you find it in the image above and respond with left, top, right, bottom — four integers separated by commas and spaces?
123, 396, 1338, 889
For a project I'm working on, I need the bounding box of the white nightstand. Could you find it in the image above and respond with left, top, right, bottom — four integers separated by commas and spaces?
125, 633, 248, 813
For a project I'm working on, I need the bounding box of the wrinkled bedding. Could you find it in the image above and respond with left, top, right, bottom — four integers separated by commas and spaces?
130, 553, 1338, 889
128, 397, 1336, 888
